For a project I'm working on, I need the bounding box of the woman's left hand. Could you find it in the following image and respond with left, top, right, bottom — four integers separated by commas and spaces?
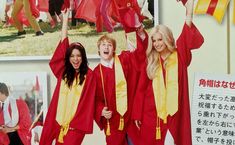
136, 25, 146, 40
0, 125, 18, 133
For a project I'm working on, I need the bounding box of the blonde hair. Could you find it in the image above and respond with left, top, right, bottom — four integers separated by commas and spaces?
146, 25, 176, 80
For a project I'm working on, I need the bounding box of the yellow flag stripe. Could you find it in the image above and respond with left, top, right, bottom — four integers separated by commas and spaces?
213, 0, 230, 23
195, 0, 211, 14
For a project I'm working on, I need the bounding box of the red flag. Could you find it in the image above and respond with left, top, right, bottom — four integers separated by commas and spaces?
195, 0, 230, 23
35, 76, 40, 92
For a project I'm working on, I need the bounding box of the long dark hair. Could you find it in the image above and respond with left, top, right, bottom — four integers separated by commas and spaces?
62, 42, 88, 88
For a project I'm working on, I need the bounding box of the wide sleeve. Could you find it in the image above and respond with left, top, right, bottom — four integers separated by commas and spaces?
17, 100, 32, 145
132, 68, 148, 121
39, 83, 60, 145
94, 68, 105, 130
17, 100, 31, 132
176, 23, 204, 66
82, 71, 96, 133
69, 69, 96, 133
132, 30, 148, 70
120, 30, 148, 72
49, 37, 69, 78
0, 132, 9, 145
0, 111, 10, 145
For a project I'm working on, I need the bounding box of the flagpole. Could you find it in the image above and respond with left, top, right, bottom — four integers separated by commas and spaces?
154, 0, 159, 26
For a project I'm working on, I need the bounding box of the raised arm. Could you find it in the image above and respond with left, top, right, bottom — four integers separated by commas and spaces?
61, 9, 69, 41
185, 0, 194, 27
176, 0, 204, 66
130, 26, 148, 70
49, 9, 70, 78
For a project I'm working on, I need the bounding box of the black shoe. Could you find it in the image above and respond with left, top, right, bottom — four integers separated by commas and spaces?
17, 30, 26, 36
36, 31, 44, 36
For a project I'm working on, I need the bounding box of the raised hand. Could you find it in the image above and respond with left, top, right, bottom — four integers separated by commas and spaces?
61, 8, 70, 41
185, 0, 194, 26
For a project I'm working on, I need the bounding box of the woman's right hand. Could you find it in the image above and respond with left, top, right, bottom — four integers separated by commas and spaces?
102, 107, 112, 119
61, 8, 70, 41
134, 120, 141, 130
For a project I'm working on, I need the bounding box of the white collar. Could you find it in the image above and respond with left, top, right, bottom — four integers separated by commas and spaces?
100, 58, 114, 69
3, 96, 19, 127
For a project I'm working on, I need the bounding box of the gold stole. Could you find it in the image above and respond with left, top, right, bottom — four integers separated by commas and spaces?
152, 51, 178, 140
56, 77, 85, 143
115, 55, 127, 130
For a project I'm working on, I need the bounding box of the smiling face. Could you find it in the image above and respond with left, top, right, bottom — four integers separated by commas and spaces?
99, 40, 115, 61
152, 32, 167, 53
69, 49, 82, 71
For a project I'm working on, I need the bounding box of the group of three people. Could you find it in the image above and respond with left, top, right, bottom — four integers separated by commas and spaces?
0, 0, 204, 144
40, 0, 204, 144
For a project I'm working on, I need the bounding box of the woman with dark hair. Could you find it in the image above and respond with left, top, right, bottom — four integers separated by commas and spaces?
39, 9, 96, 145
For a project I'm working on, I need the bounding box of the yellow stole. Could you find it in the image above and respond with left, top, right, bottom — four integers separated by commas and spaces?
152, 51, 178, 139
114, 55, 127, 130
56, 76, 85, 143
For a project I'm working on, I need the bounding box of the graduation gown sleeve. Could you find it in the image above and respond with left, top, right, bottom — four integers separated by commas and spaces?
176, 23, 204, 66
39, 80, 61, 145
16, 99, 32, 145
94, 66, 106, 130
49, 37, 69, 79
169, 22, 204, 145
69, 69, 96, 133
131, 68, 148, 121
0, 111, 9, 145
40, 38, 69, 145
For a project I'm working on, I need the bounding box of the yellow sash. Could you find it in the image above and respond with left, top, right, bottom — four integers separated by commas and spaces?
56, 77, 85, 143
152, 51, 178, 139
115, 56, 127, 130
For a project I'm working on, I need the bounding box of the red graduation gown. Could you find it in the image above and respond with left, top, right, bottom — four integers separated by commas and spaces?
0, 106, 9, 145
39, 38, 96, 145
0, 99, 31, 145
132, 23, 204, 145
37, 0, 49, 12
75, 0, 120, 32
94, 31, 148, 145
